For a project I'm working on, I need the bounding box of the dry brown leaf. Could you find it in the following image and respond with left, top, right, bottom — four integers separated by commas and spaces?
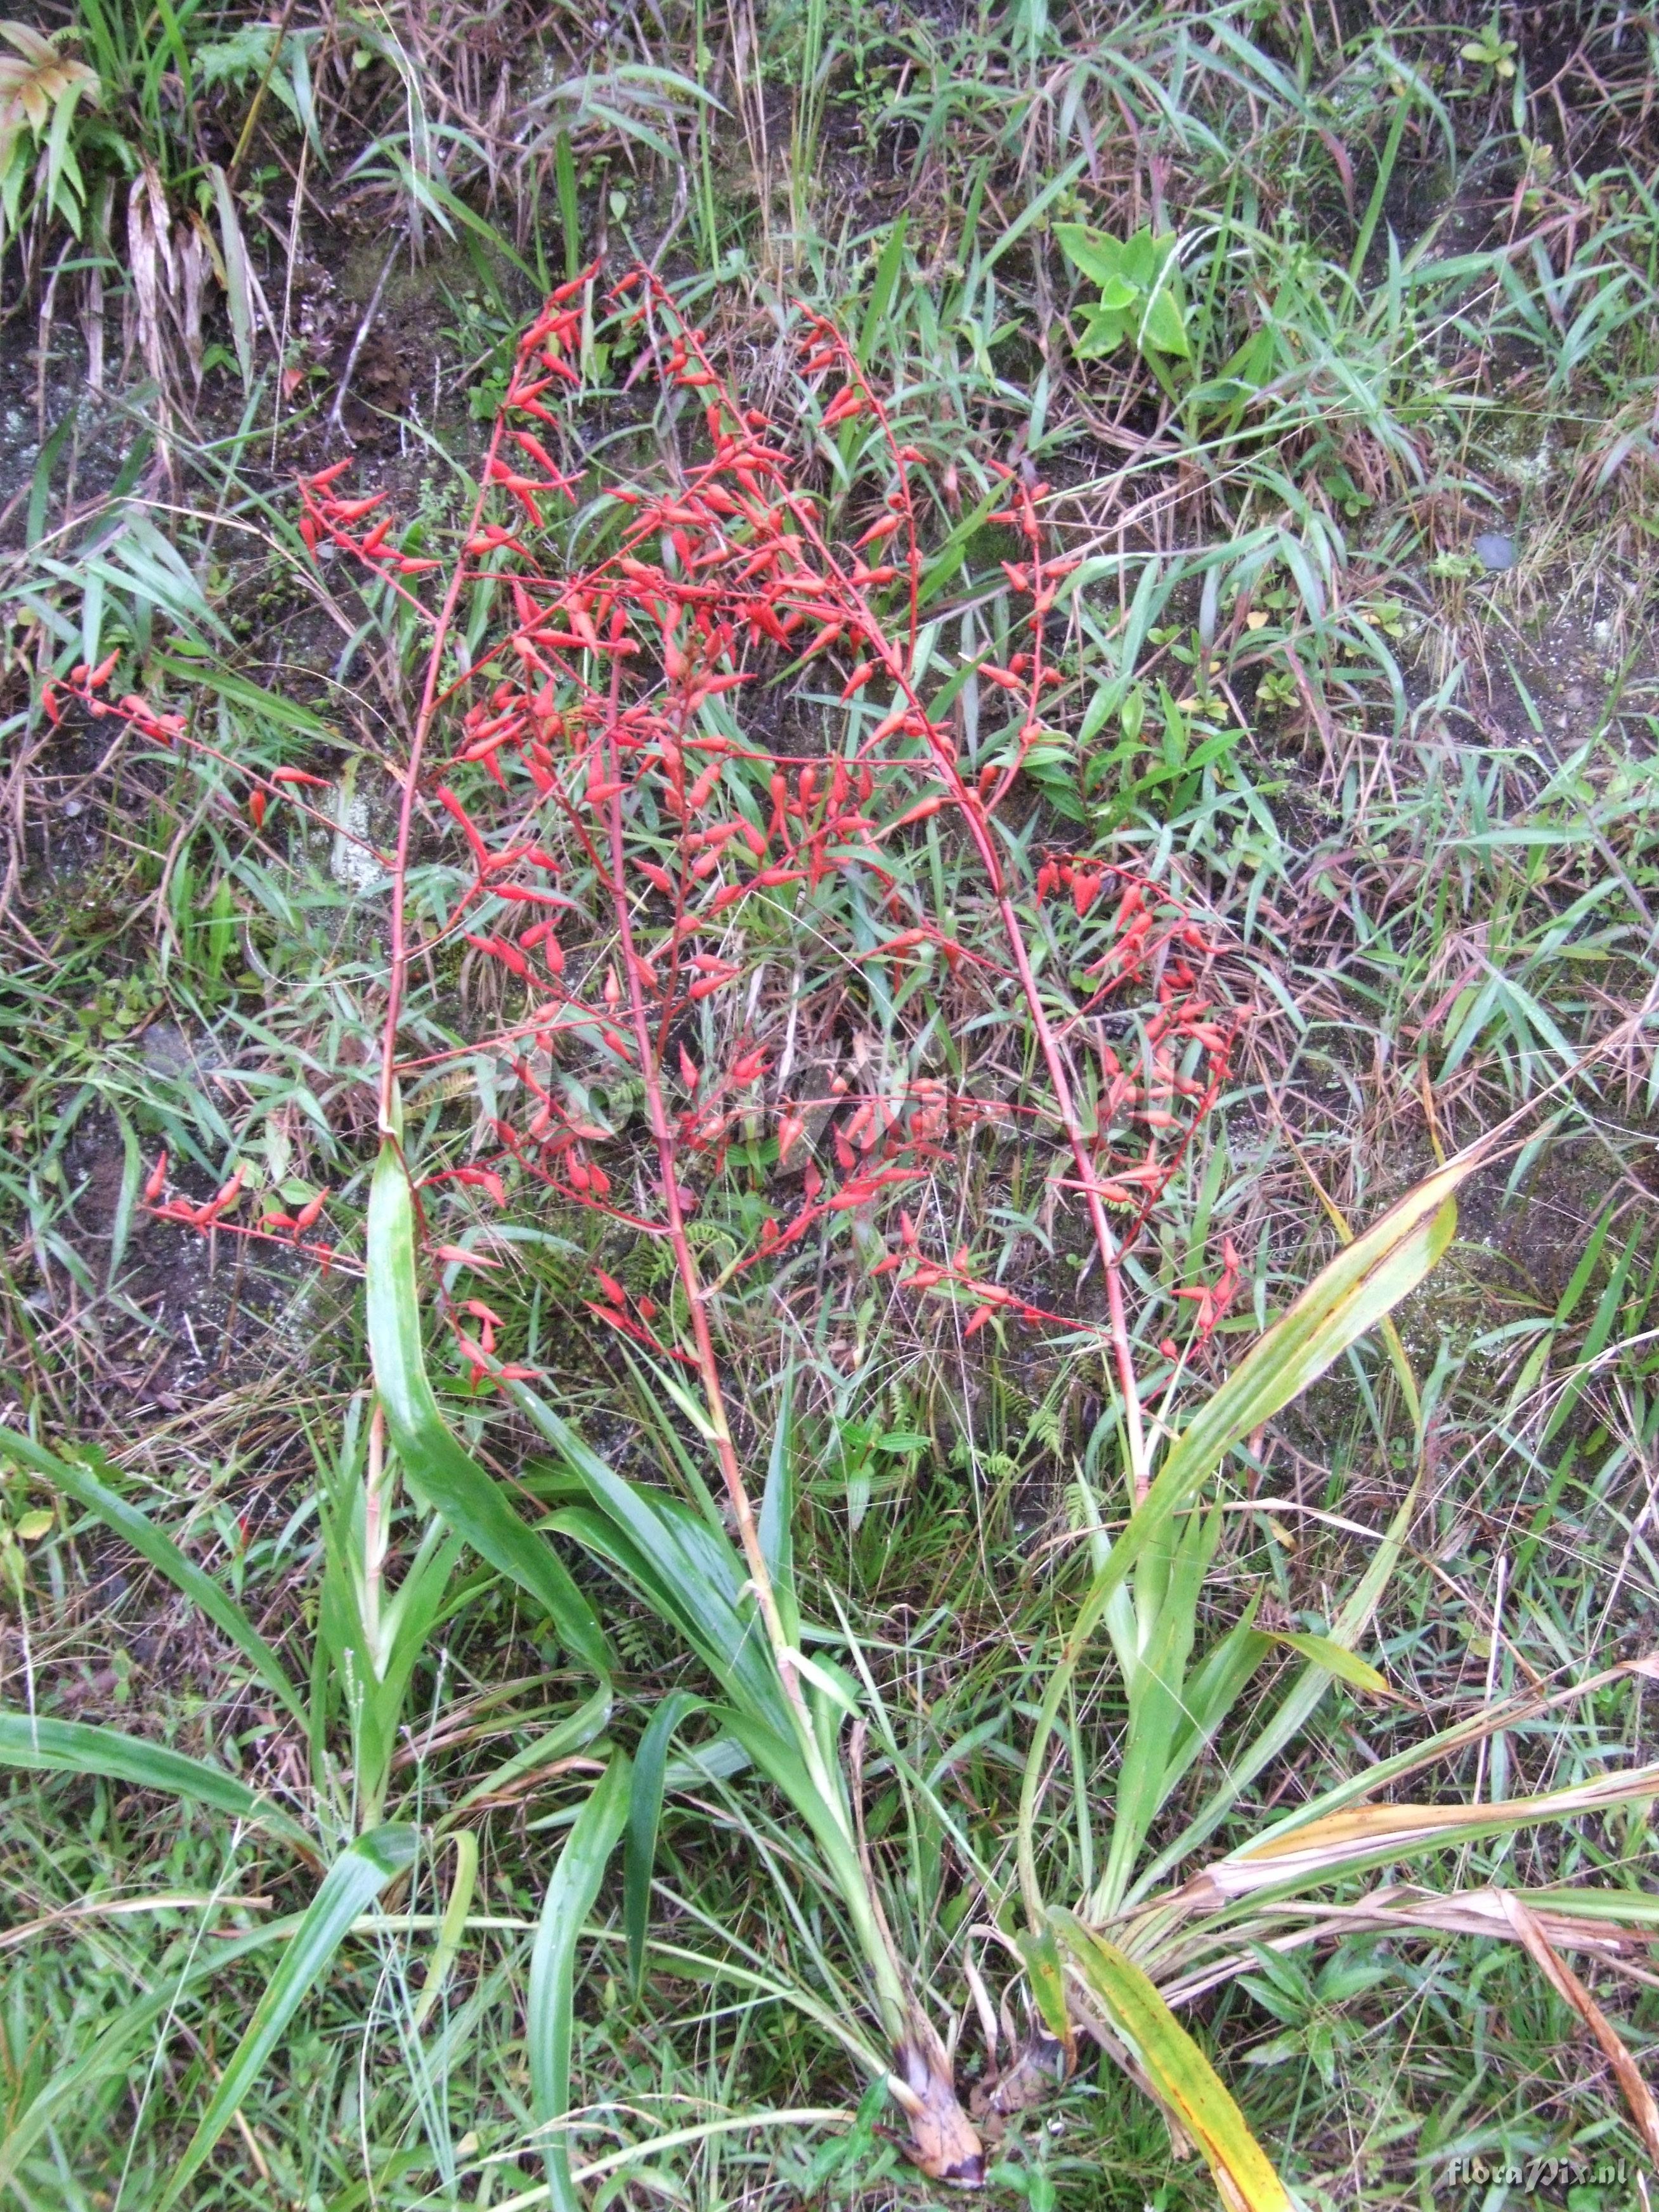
1185, 1764, 1659, 1902
0, 22, 98, 159
890, 2019, 986, 2183
178, 217, 207, 392
1496, 1889, 1659, 2163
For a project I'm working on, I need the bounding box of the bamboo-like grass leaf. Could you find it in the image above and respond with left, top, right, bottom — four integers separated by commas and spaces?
0, 1712, 313, 1856
366, 1140, 611, 1679
162, 1823, 419, 2206
528, 1752, 632, 2212
1264, 1632, 1392, 1696
1020, 1154, 1479, 1921
0, 1426, 305, 1722
1051, 1912, 1292, 2212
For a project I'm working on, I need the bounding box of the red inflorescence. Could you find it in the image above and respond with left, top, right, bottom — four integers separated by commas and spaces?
66, 265, 1244, 1390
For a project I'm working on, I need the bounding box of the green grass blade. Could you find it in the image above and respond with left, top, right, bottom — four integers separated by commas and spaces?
626, 1689, 703, 1996
759, 1369, 798, 1642
366, 1140, 611, 1679
1265, 1631, 1390, 1695
528, 1752, 632, 2212
0, 1713, 310, 1854
0, 1922, 297, 2192
858, 213, 908, 368
1133, 1483, 1418, 1899
0, 1428, 305, 1723
151, 650, 337, 741
162, 1823, 419, 2206
1106, 1155, 1473, 1607
555, 127, 579, 278
411, 1829, 479, 2032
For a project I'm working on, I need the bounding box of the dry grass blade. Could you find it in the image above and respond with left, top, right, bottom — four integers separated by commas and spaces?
1182, 1765, 1659, 1903
1160, 1884, 1659, 2010
1494, 1889, 1659, 2163
125, 160, 174, 403
1053, 1912, 1292, 2212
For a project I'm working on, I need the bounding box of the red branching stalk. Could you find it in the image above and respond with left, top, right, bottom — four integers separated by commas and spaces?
720, 303, 1168, 1500
372, 278, 590, 1137
597, 634, 806, 1700
56, 270, 1240, 1473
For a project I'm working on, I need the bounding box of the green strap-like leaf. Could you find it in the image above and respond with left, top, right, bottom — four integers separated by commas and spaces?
0, 1712, 311, 1855
528, 1752, 632, 2212
0, 1427, 304, 1722
1135, 1480, 1420, 1900
519, 1388, 793, 1736
625, 1690, 703, 1997
366, 1140, 611, 1679
1052, 1911, 1291, 2211
162, 1824, 419, 2206
411, 1830, 479, 2033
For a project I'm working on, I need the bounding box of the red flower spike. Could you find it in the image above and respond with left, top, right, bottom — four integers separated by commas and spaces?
438, 787, 491, 869
464, 933, 531, 979
292, 1190, 328, 1235
431, 1244, 503, 1270
206, 1168, 245, 1219
450, 1166, 507, 1207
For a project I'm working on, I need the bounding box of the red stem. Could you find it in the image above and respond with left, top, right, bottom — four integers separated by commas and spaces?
378, 410, 516, 1133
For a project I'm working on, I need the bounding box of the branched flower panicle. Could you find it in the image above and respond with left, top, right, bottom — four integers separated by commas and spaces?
62, 268, 1245, 1413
